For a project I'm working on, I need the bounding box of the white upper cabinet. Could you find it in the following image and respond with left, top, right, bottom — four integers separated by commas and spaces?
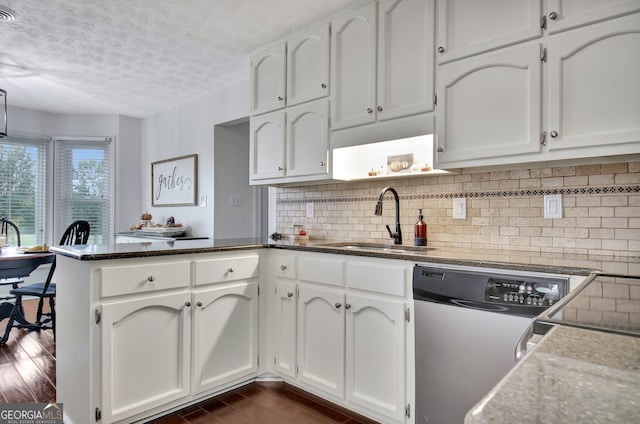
436, 43, 543, 165
548, 13, 640, 153
547, 0, 640, 34
436, 0, 543, 64
250, 43, 286, 115
332, 0, 435, 131
286, 100, 330, 178
287, 24, 330, 106
250, 112, 285, 180
378, 0, 436, 121
331, 2, 378, 130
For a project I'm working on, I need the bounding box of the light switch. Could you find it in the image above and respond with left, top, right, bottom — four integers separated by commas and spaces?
453, 198, 466, 219
229, 194, 244, 207
544, 194, 562, 219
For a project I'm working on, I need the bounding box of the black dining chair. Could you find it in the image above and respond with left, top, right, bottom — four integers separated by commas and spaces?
0, 221, 90, 345
0, 217, 24, 302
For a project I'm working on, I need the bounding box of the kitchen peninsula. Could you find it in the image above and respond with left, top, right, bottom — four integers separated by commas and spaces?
50, 239, 637, 424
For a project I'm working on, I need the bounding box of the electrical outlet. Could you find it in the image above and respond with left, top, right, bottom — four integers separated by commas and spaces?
453, 198, 466, 219
306, 202, 314, 218
544, 194, 562, 219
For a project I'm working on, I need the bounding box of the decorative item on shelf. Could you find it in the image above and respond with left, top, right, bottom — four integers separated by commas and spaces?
289, 224, 309, 241
387, 153, 413, 175
1, 88, 7, 138
411, 162, 432, 173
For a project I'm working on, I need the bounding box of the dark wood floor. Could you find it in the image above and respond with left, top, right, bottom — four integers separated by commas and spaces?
1, 300, 378, 424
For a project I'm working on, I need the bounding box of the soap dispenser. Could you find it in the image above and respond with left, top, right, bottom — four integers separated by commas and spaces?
414, 209, 427, 246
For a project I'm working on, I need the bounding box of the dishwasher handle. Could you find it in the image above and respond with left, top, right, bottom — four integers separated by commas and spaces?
514, 323, 545, 362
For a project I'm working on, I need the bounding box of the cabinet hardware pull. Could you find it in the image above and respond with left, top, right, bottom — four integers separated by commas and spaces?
540, 15, 547, 30
320, 161, 325, 166
335, 302, 342, 309
366, 107, 373, 114
277, 96, 283, 101
280, 265, 287, 270
287, 292, 293, 298
196, 301, 202, 307
345, 304, 351, 310
228, 267, 234, 273
377, 105, 383, 112
436, 146, 444, 152
550, 131, 558, 138
147, 275, 155, 282
185, 301, 191, 307
278, 166, 283, 171
437, 46, 445, 53
321, 83, 327, 89
549, 11, 558, 20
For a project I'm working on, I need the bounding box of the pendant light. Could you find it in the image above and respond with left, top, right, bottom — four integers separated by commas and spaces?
0, 89, 6, 138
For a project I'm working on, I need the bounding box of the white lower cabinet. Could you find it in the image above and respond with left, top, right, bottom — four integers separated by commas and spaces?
346, 293, 407, 421
192, 282, 259, 394
297, 284, 346, 398
101, 291, 192, 423
271, 251, 412, 423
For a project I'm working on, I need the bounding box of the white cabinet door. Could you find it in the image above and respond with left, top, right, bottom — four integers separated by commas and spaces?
346, 293, 407, 422
286, 99, 330, 178
436, 43, 543, 166
331, 2, 378, 130
101, 292, 191, 423
250, 111, 285, 180
297, 284, 345, 398
275, 280, 297, 378
192, 282, 259, 394
378, 0, 436, 121
547, 0, 640, 34
250, 43, 286, 115
436, 0, 542, 63
548, 13, 640, 152
287, 23, 330, 106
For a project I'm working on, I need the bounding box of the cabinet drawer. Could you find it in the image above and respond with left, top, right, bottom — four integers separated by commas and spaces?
298, 256, 344, 286
346, 262, 406, 297
100, 261, 191, 298
194, 255, 259, 286
274, 255, 297, 280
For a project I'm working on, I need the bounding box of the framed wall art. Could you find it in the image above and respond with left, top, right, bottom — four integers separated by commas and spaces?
151, 154, 198, 206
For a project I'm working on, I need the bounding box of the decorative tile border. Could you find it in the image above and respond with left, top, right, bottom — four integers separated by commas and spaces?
277, 185, 640, 204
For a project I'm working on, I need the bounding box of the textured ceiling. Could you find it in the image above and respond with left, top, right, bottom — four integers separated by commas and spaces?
0, 0, 362, 118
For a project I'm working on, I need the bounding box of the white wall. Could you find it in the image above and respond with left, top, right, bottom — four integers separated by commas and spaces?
141, 78, 250, 238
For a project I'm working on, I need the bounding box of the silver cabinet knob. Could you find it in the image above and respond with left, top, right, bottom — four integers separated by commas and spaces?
321, 83, 327, 89
436, 146, 444, 152
277, 96, 284, 101
438, 46, 445, 53
185, 301, 191, 307
549, 11, 558, 20
280, 265, 287, 270
287, 292, 293, 298
278, 166, 284, 171
377, 105, 383, 112
335, 302, 342, 309
147, 275, 155, 282
366, 108, 373, 114
345, 304, 351, 310
196, 301, 202, 307
550, 131, 558, 138
320, 161, 325, 167
227, 267, 234, 273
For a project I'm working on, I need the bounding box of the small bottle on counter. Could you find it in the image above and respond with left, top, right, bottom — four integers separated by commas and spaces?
414, 209, 427, 246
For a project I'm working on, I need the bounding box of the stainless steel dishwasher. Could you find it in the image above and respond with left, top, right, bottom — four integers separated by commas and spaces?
413, 264, 568, 424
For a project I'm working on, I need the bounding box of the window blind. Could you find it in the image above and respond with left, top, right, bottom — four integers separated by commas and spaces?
0, 136, 49, 245
54, 137, 113, 245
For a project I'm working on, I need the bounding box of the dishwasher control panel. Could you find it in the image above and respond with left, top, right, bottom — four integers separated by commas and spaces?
485, 278, 566, 307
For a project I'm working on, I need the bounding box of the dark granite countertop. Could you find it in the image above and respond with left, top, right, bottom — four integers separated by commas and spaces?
47, 237, 640, 276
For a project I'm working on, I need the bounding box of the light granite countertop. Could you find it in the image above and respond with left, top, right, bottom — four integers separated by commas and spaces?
466, 325, 640, 423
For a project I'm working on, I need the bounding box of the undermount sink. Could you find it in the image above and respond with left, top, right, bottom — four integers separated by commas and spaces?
318, 242, 437, 254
